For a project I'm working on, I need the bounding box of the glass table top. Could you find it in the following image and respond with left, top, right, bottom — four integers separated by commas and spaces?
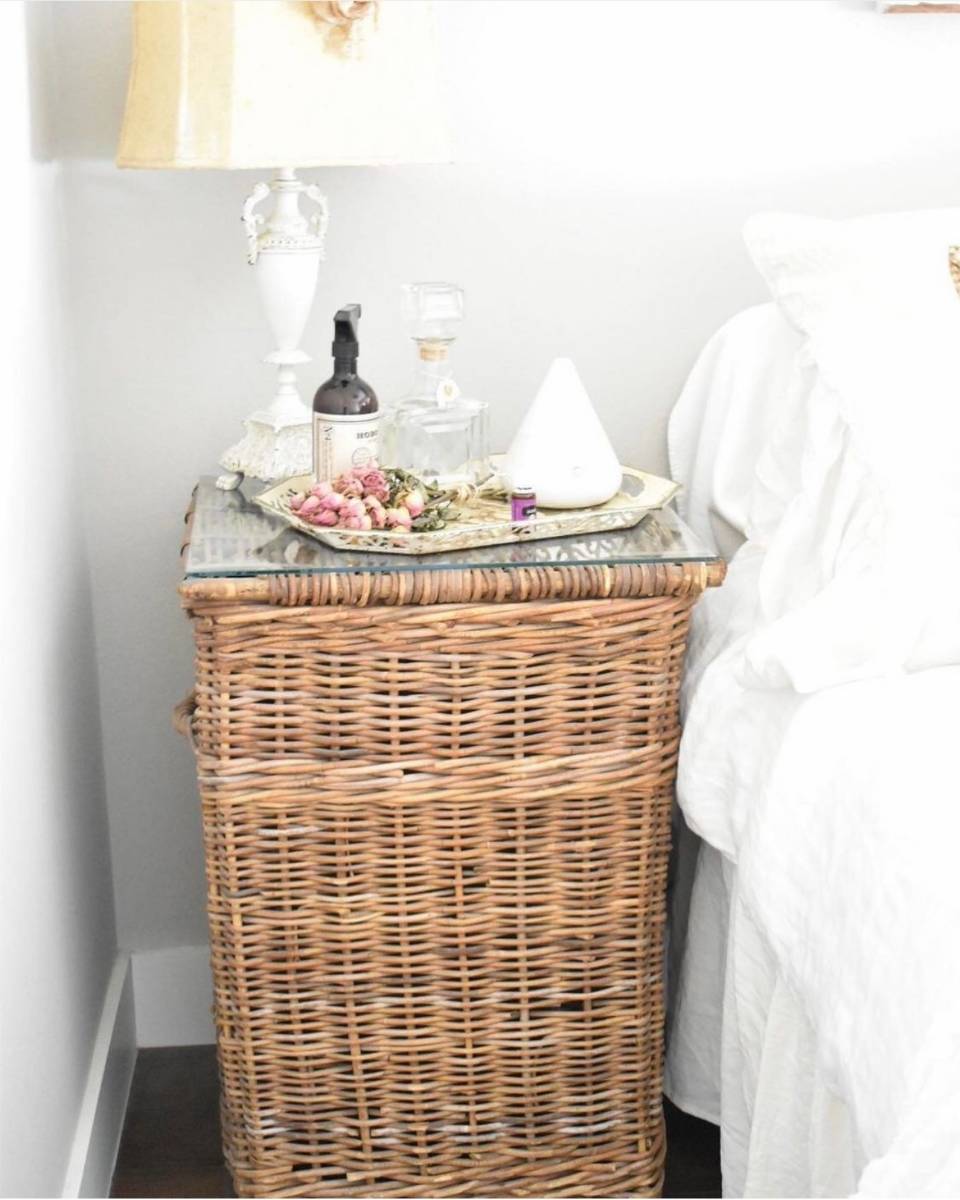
184, 476, 717, 578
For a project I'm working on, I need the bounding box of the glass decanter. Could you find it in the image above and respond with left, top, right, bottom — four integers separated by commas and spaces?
382, 283, 489, 489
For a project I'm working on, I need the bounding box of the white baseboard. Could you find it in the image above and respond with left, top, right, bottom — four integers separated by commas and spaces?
58, 947, 215, 1197
62, 954, 137, 1199
132, 944, 215, 1047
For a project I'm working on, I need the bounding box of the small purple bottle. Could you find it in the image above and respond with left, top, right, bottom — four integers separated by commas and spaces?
511, 486, 537, 522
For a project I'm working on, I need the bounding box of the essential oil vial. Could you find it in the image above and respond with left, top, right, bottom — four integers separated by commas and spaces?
511, 486, 537, 522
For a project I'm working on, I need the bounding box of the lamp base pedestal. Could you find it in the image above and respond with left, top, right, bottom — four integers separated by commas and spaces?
216, 422, 312, 491
216, 393, 312, 491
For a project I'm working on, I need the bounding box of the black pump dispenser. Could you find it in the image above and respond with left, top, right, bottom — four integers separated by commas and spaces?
332, 304, 361, 363
313, 303, 379, 481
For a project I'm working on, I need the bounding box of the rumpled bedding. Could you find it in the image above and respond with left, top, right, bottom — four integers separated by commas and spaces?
666, 292, 960, 1197
741, 211, 960, 690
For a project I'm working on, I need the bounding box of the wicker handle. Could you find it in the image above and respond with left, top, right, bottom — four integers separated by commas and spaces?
173, 690, 197, 744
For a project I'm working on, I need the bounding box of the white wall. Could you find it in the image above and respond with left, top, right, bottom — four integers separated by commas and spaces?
37, 0, 960, 1035
0, 3, 126, 1194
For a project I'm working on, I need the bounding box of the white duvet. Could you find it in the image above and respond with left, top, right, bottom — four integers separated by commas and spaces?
666, 287, 960, 1197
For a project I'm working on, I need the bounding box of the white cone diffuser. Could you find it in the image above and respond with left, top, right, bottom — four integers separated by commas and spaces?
504, 358, 622, 508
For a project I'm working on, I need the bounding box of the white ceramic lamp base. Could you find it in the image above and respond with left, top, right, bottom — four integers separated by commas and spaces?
217, 398, 312, 490
217, 169, 328, 490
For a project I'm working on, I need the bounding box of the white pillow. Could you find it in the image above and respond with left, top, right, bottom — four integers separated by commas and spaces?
740, 210, 960, 688
745, 210, 960, 495
668, 303, 807, 560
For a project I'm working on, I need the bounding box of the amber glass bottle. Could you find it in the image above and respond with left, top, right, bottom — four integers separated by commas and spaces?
312, 304, 379, 481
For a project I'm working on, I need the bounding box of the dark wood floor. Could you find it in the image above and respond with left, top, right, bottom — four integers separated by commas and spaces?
112, 1046, 720, 1198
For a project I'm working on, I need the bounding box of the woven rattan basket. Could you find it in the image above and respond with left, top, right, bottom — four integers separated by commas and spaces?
178, 558, 723, 1198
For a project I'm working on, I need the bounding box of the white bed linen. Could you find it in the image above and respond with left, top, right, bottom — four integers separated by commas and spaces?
671, 659, 960, 1198
667, 837, 861, 1199
665, 304, 960, 1197
742, 210, 960, 690
666, 302, 805, 562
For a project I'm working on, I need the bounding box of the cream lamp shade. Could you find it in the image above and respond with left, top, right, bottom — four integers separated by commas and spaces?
117, 0, 450, 169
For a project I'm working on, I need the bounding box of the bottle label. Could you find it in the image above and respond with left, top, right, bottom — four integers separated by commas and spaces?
313, 413, 380, 482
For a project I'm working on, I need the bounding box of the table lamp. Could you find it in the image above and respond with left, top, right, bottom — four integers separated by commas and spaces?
117, 0, 449, 489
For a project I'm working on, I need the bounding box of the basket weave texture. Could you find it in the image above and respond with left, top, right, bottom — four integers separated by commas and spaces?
179, 560, 722, 1197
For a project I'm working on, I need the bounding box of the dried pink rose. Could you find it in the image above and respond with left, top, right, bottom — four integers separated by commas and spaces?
385, 506, 412, 530
361, 468, 388, 490
310, 480, 333, 499
319, 492, 344, 511
399, 489, 425, 519
289, 492, 306, 511
298, 495, 321, 515
315, 509, 338, 527
367, 504, 386, 528
341, 497, 365, 520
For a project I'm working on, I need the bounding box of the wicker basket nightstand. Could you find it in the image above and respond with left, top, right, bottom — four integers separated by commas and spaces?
177, 478, 723, 1199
